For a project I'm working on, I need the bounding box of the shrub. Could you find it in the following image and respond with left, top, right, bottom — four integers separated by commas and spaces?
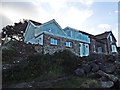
3, 50, 79, 85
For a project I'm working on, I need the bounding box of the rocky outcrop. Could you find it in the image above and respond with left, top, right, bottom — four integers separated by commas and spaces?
100, 81, 114, 88
75, 55, 120, 88
75, 68, 85, 76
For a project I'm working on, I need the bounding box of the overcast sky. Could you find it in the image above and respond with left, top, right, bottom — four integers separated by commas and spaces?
0, 0, 119, 46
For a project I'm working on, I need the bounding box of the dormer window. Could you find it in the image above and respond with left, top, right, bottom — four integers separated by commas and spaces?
111, 45, 117, 52
110, 35, 112, 42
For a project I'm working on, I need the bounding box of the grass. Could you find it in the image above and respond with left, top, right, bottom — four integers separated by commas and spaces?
52, 75, 100, 88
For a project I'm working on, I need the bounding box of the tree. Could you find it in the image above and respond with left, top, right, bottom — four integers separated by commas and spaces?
1, 19, 28, 44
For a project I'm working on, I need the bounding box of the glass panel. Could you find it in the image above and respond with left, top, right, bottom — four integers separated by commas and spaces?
112, 45, 117, 52
65, 42, 72, 47
50, 38, 58, 45
98, 47, 102, 53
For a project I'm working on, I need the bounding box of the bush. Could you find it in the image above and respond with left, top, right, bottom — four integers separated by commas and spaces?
3, 50, 79, 85
2, 48, 18, 63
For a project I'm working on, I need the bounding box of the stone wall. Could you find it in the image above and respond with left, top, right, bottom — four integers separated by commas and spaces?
43, 33, 81, 56
34, 45, 43, 54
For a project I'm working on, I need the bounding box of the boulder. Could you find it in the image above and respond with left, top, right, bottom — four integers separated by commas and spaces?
82, 64, 91, 74
114, 61, 120, 69
100, 81, 114, 88
99, 63, 116, 74
97, 70, 107, 77
97, 70, 118, 82
91, 63, 99, 72
87, 72, 101, 79
115, 69, 120, 76
99, 76, 108, 81
107, 55, 116, 62
107, 74, 118, 82
75, 68, 85, 76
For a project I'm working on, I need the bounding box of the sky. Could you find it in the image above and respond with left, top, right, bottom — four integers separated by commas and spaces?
0, 0, 120, 46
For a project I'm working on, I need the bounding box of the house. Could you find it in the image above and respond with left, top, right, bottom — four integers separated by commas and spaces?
24, 19, 118, 57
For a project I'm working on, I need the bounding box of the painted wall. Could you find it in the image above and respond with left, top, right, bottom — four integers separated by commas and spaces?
42, 22, 67, 37
24, 21, 36, 43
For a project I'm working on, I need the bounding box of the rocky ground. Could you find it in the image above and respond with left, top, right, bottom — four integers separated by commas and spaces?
2, 41, 120, 88
75, 54, 120, 88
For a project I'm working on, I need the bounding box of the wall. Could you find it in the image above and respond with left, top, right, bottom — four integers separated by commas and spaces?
90, 38, 107, 54
43, 33, 82, 56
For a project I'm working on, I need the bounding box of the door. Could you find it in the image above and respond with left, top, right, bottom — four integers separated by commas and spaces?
79, 43, 83, 57
85, 44, 89, 56
80, 43, 89, 57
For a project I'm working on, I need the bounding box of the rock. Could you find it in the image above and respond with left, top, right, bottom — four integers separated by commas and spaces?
115, 69, 120, 76
82, 64, 91, 74
87, 72, 101, 79
91, 63, 99, 72
97, 70, 107, 77
107, 74, 118, 82
99, 63, 116, 74
107, 55, 116, 62
97, 70, 118, 82
75, 68, 85, 76
100, 81, 114, 88
13, 82, 28, 88
99, 76, 108, 81
114, 61, 120, 69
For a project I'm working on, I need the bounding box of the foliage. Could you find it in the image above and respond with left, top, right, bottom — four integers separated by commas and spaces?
2, 48, 18, 63
52, 76, 100, 88
1, 20, 28, 43
2, 49, 80, 85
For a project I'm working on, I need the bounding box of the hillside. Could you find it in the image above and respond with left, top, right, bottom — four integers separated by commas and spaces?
2, 41, 120, 88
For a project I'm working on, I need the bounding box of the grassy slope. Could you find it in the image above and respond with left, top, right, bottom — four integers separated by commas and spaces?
2, 41, 100, 88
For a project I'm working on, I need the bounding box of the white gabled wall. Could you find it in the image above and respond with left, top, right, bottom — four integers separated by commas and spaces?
26, 34, 44, 45
36, 34, 44, 45
24, 21, 36, 43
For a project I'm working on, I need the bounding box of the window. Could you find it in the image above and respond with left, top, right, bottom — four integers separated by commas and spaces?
50, 38, 58, 45
111, 45, 117, 52
98, 47, 102, 53
65, 41, 72, 47
93, 45, 96, 52
83, 44, 86, 55
110, 36, 112, 41
48, 28, 52, 32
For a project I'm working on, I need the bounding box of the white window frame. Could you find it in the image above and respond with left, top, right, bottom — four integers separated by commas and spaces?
65, 41, 72, 47
98, 47, 102, 53
93, 45, 96, 52
50, 38, 58, 45
110, 35, 113, 42
111, 45, 117, 52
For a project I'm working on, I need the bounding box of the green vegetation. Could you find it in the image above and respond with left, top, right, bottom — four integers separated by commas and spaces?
2, 41, 100, 88
2, 43, 80, 86
52, 76, 100, 88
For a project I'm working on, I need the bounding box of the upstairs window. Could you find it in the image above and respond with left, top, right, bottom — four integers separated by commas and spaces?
65, 41, 72, 47
110, 35, 113, 42
111, 45, 117, 52
50, 38, 58, 45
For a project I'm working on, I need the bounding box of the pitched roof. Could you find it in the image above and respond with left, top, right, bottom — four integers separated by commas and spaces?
95, 31, 117, 42
29, 20, 42, 26
95, 31, 110, 39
